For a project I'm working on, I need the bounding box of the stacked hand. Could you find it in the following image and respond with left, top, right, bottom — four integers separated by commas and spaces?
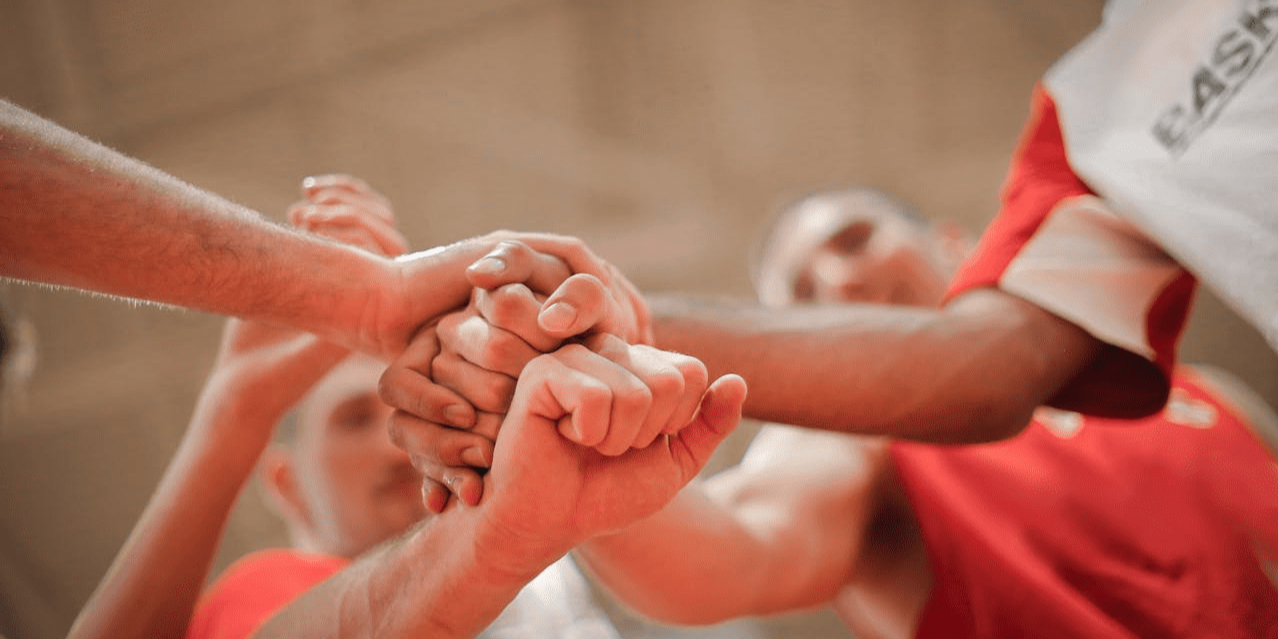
361, 231, 652, 361
473, 338, 746, 567
377, 243, 746, 548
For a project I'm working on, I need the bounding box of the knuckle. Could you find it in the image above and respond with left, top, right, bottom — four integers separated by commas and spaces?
618, 381, 654, 416
566, 272, 606, 296
478, 334, 516, 369
647, 366, 686, 399
489, 285, 532, 325
484, 377, 517, 412
579, 332, 612, 354
578, 379, 612, 409
523, 354, 554, 378
493, 240, 530, 262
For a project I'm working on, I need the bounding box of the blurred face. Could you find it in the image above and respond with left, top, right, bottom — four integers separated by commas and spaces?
759, 193, 953, 308
292, 355, 425, 557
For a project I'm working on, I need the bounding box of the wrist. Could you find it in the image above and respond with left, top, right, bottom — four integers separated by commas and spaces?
384, 240, 495, 355
332, 247, 402, 357
468, 505, 575, 584
352, 505, 558, 638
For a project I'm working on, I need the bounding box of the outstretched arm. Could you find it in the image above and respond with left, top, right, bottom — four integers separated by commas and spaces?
646, 289, 1103, 442
253, 339, 745, 639
0, 103, 394, 349
577, 425, 887, 624
66, 179, 403, 639
0, 101, 637, 360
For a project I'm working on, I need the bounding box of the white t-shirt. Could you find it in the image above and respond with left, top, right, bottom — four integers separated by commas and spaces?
1044, 0, 1278, 352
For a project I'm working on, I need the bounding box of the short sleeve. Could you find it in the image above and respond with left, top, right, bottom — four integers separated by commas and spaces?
946, 85, 1196, 417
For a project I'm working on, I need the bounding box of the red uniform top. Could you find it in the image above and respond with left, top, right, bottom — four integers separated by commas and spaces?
893, 371, 1278, 639
186, 549, 347, 639
185, 551, 622, 639
946, 85, 1196, 417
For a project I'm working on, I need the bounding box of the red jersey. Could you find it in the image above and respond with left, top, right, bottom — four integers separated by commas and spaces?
184, 551, 621, 639
946, 86, 1197, 417
186, 549, 347, 639
892, 372, 1278, 638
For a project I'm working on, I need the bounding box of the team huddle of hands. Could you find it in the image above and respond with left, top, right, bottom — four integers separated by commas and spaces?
238, 173, 747, 564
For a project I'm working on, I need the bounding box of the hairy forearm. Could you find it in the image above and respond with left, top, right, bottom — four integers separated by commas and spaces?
68, 412, 270, 639
649, 289, 1101, 442
252, 506, 552, 639
0, 100, 388, 347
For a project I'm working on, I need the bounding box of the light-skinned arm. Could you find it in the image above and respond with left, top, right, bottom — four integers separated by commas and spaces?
66, 180, 402, 639
253, 340, 747, 639
576, 425, 886, 624
0, 100, 638, 364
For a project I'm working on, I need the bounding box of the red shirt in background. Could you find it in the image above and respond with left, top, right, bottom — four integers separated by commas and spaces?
186, 549, 347, 639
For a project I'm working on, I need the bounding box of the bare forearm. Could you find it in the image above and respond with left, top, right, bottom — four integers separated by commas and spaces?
0, 100, 387, 346
649, 289, 1101, 442
253, 507, 552, 639
579, 434, 877, 625
576, 487, 778, 625
68, 421, 267, 639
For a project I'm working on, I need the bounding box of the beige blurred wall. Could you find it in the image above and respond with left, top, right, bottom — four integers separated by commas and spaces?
1, 1, 1274, 638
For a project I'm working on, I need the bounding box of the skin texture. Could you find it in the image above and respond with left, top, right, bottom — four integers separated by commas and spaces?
0, 100, 644, 366
67, 178, 402, 639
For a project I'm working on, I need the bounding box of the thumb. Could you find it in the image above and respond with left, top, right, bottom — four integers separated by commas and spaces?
667, 374, 747, 482
537, 274, 610, 338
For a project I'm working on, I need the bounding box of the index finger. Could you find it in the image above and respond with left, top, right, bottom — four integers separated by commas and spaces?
466, 240, 573, 296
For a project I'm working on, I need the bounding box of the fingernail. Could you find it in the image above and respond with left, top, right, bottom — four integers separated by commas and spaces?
463, 483, 482, 507
422, 483, 444, 513
301, 176, 319, 191
444, 404, 475, 428
469, 256, 506, 276
461, 446, 489, 468
540, 302, 578, 332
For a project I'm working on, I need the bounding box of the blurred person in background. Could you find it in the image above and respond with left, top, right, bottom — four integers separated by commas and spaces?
575, 189, 1278, 639
427, 188, 1278, 638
